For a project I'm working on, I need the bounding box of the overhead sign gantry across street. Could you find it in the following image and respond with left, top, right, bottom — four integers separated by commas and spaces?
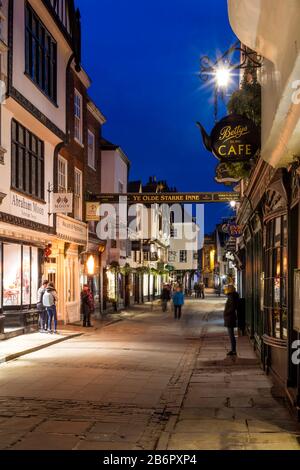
90, 192, 240, 205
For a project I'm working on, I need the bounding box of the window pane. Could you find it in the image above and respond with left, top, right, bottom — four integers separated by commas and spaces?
22, 246, 31, 305
282, 309, 288, 339
274, 276, 281, 306
25, 3, 57, 101
3, 244, 21, 306
11, 120, 44, 199
274, 217, 281, 247
273, 309, 281, 339
31, 248, 38, 304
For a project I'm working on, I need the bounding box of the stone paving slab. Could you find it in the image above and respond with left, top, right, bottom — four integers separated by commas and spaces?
0, 331, 82, 364
163, 310, 300, 451
0, 297, 300, 451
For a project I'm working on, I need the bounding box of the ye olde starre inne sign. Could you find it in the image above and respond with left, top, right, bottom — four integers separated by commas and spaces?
198, 113, 260, 162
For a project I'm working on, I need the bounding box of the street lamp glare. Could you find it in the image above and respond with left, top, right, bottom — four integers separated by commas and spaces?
230, 200, 237, 209
215, 66, 231, 88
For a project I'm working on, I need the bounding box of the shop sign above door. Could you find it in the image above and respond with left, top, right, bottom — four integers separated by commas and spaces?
51, 193, 73, 214
198, 114, 260, 162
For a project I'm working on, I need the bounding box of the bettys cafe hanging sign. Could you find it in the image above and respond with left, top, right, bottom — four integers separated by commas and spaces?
198, 114, 260, 162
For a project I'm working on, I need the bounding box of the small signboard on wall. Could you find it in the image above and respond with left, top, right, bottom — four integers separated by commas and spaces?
293, 269, 300, 332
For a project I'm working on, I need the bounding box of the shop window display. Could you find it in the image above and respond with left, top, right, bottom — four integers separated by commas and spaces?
1, 243, 39, 309
3, 244, 21, 306
264, 215, 288, 340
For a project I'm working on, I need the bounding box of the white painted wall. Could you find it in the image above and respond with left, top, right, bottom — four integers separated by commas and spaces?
0, 106, 54, 227
12, 0, 72, 134
101, 149, 128, 267
169, 222, 199, 271
228, 0, 300, 168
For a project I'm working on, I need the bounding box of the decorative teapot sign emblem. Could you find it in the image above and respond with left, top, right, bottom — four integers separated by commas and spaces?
197, 114, 260, 162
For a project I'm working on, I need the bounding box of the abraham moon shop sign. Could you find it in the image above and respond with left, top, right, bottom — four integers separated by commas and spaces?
198, 114, 260, 162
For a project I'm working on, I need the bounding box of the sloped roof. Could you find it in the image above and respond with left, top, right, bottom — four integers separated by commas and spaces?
128, 181, 142, 193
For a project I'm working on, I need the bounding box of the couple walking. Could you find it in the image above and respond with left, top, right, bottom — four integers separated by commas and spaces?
37, 280, 58, 334
37, 281, 95, 333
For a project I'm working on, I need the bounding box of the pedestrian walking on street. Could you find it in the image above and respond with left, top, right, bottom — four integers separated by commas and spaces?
215, 284, 221, 297
161, 284, 171, 312
81, 285, 94, 327
199, 281, 205, 299
43, 282, 58, 334
194, 282, 198, 298
37, 279, 49, 332
172, 286, 184, 320
223, 285, 240, 356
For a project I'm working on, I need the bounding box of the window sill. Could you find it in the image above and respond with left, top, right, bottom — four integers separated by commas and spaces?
74, 138, 84, 148
24, 72, 58, 108
87, 164, 97, 172
11, 187, 46, 205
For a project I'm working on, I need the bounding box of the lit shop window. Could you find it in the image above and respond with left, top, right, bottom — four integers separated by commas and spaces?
2, 244, 39, 308
3, 244, 21, 306
31, 248, 38, 304
264, 215, 288, 340
22, 246, 31, 305
107, 269, 116, 300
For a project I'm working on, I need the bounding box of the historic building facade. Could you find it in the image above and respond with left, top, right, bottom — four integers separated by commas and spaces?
228, 0, 300, 418
0, 0, 81, 332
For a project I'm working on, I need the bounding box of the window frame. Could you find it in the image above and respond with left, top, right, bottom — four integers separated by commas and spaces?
87, 129, 96, 169
74, 167, 82, 221
11, 119, 45, 201
58, 155, 68, 193
74, 89, 83, 145
25, 2, 57, 104
179, 250, 187, 263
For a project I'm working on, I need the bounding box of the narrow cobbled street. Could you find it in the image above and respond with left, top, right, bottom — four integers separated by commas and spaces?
0, 292, 299, 450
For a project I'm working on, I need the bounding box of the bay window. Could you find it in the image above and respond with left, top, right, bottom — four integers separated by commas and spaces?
264, 215, 288, 339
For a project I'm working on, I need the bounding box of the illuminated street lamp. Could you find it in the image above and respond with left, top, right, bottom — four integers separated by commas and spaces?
199, 41, 263, 121
87, 255, 95, 276
215, 64, 232, 89
230, 200, 237, 209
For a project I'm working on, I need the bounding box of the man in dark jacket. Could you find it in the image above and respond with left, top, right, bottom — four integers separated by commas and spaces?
224, 285, 240, 356
161, 285, 171, 312
81, 285, 94, 327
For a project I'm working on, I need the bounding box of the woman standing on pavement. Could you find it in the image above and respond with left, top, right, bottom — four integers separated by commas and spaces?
223, 285, 240, 356
42, 282, 58, 334
81, 285, 94, 327
172, 286, 184, 320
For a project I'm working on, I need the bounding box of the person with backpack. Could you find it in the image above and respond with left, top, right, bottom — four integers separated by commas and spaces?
43, 282, 58, 334
37, 280, 49, 333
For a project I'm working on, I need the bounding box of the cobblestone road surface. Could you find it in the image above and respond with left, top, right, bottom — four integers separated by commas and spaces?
0, 294, 299, 450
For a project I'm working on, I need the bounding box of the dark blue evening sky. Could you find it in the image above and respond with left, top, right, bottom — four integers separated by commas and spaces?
76, 0, 238, 232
